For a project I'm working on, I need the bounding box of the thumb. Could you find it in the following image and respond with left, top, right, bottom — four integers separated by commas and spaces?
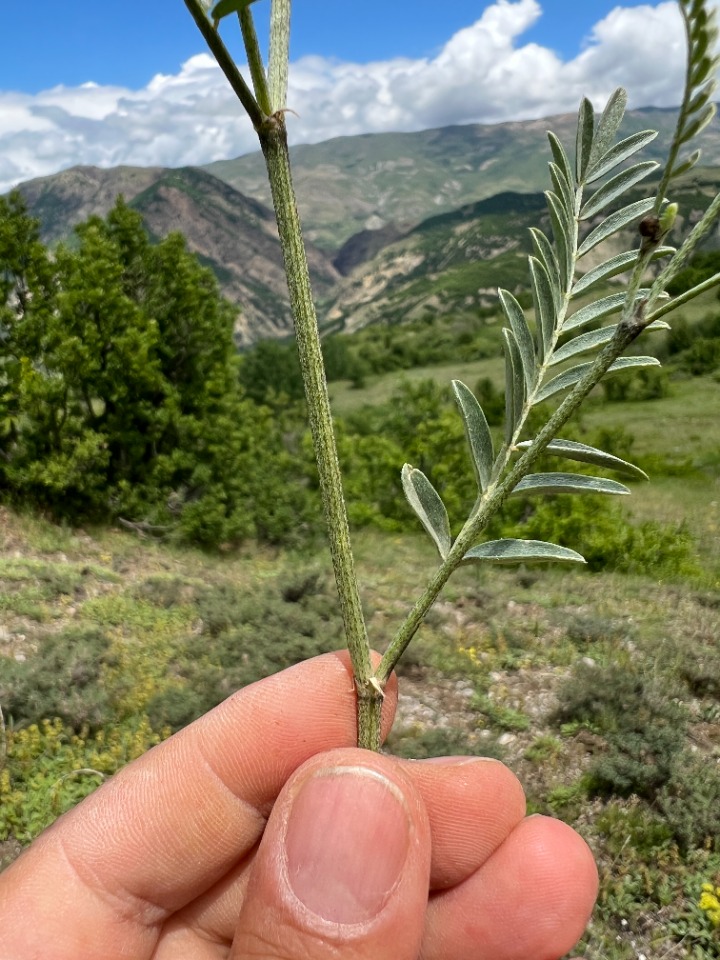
230, 749, 431, 960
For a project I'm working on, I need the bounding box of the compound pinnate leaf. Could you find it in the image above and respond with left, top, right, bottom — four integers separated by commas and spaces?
515, 438, 649, 480
511, 473, 631, 497
536, 356, 660, 403
462, 539, 586, 565
452, 380, 494, 492
401, 464, 452, 560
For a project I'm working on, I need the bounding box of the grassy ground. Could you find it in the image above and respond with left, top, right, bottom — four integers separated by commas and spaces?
0, 498, 719, 955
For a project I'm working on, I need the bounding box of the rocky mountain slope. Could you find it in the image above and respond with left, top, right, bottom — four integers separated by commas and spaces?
16, 165, 339, 345
321, 168, 720, 332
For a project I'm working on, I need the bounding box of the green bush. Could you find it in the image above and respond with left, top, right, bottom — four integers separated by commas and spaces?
0, 628, 116, 731
386, 725, 502, 760
657, 756, 720, 853
506, 495, 697, 576
146, 569, 343, 731
238, 339, 304, 404
665, 310, 720, 374
473, 377, 505, 426
323, 312, 500, 381
667, 317, 695, 356
679, 337, 720, 375
676, 637, 720, 698
0, 716, 162, 844
552, 662, 688, 800
338, 379, 477, 529
0, 193, 317, 548
602, 366, 671, 402
595, 801, 674, 858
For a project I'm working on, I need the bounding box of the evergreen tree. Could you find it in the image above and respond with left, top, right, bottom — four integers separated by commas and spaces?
0, 194, 316, 546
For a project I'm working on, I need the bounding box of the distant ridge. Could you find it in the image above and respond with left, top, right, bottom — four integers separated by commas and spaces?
203, 106, 720, 250
8, 106, 720, 343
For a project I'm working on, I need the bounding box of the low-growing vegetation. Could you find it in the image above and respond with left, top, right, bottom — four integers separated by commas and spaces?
0, 504, 718, 955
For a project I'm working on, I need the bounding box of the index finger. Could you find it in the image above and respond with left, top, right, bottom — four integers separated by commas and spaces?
0, 651, 397, 960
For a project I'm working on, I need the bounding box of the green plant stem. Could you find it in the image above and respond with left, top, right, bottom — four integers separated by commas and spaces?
183, 0, 265, 130
647, 270, 720, 323
654, 4, 696, 211
257, 118, 379, 749
375, 312, 646, 686
268, 0, 291, 112
238, 7, 272, 115
185, 0, 379, 750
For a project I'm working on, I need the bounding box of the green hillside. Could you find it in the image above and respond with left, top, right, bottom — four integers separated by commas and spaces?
318, 165, 720, 333
205, 107, 720, 250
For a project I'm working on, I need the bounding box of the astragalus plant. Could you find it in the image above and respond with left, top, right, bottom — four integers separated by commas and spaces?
185, 0, 720, 750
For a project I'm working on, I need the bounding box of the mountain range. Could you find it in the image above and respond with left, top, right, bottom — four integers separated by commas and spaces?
10, 106, 720, 343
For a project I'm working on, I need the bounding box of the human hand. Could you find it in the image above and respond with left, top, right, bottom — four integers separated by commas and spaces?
0, 651, 597, 959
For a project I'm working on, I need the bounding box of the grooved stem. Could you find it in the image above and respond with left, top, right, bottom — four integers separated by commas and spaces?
258, 121, 379, 749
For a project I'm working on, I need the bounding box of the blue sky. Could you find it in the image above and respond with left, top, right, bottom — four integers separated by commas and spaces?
1, 0, 663, 93
0, 1, 698, 191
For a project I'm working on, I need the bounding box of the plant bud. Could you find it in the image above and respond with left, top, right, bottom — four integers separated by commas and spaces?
638, 215, 662, 243
659, 202, 679, 234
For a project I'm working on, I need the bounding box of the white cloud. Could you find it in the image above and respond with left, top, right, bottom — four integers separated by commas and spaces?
0, 0, 710, 193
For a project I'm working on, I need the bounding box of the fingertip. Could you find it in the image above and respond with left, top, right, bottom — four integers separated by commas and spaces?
523, 813, 599, 909
423, 813, 598, 960
399, 755, 526, 889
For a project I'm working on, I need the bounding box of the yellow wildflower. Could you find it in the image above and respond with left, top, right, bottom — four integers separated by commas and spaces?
699, 882, 720, 927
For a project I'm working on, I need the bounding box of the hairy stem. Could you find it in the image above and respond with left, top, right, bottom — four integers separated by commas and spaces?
258, 119, 379, 749
648, 270, 720, 323
268, 0, 291, 112
184, 0, 380, 749
238, 6, 272, 115
655, 12, 694, 209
